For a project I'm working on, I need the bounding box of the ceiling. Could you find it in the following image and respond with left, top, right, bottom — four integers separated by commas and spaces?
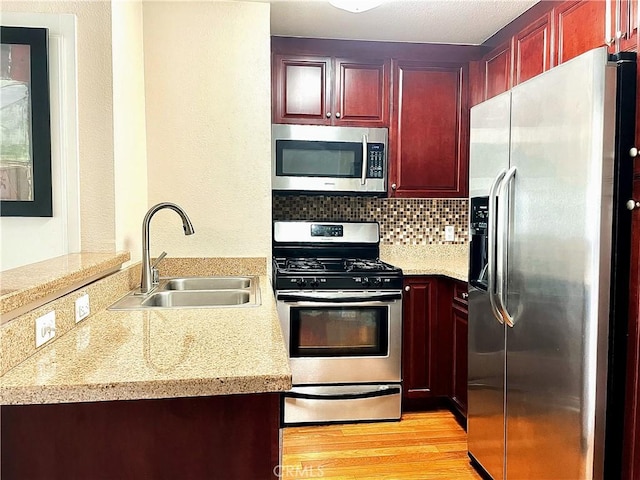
260, 0, 540, 46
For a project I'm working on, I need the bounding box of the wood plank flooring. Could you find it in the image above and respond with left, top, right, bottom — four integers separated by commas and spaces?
281, 409, 483, 479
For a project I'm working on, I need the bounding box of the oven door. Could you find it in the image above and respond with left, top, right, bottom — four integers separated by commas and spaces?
276, 290, 402, 384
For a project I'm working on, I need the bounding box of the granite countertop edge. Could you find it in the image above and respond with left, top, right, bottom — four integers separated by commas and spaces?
0, 276, 292, 406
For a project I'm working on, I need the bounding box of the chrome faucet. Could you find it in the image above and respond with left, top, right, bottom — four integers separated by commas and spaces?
140, 202, 195, 294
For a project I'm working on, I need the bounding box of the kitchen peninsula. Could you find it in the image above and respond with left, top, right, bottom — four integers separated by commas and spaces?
0, 255, 291, 480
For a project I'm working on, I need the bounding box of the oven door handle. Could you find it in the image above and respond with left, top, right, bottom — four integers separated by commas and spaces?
277, 293, 402, 303
284, 386, 401, 401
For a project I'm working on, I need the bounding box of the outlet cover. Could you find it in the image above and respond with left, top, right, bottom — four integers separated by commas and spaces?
444, 225, 455, 242
35, 311, 56, 347
75, 294, 90, 323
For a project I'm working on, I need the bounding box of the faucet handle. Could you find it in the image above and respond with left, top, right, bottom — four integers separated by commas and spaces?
152, 251, 167, 269
151, 251, 167, 285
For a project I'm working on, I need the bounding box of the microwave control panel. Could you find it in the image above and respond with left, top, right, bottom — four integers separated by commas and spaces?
366, 143, 385, 179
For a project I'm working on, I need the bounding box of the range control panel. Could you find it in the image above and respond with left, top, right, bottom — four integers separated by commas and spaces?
310, 224, 344, 237
366, 143, 385, 179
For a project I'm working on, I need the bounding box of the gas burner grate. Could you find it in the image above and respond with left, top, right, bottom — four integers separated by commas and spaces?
284, 258, 327, 272
344, 258, 396, 273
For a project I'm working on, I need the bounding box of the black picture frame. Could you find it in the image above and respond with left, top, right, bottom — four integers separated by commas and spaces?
0, 26, 52, 217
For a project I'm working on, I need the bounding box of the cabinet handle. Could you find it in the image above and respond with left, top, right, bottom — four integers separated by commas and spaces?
326, 112, 332, 118
335, 112, 341, 118
627, 200, 640, 211
391, 183, 397, 190
404, 285, 410, 292
462, 292, 469, 300
630, 147, 638, 158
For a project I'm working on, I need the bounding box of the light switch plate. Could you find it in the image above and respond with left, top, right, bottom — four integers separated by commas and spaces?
35, 311, 56, 347
444, 225, 455, 242
75, 293, 90, 323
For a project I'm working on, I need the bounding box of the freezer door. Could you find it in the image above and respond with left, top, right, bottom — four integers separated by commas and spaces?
505, 47, 616, 480
467, 91, 511, 480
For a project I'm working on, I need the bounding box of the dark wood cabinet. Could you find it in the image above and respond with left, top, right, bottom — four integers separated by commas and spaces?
620, 0, 639, 52
389, 61, 468, 198
272, 54, 389, 126
333, 58, 390, 126
513, 13, 552, 85
554, 0, 611, 65
1, 393, 281, 480
402, 276, 440, 405
623, 176, 640, 479
483, 42, 512, 99
450, 281, 469, 419
272, 55, 331, 125
401, 276, 469, 420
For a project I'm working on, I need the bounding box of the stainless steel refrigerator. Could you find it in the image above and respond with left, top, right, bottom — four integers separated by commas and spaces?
467, 47, 636, 480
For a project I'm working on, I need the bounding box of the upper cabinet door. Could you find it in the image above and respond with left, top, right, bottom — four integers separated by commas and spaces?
389, 61, 468, 198
272, 55, 332, 125
272, 54, 390, 127
514, 13, 552, 85
620, 0, 639, 52
484, 42, 512, 100
333, 58, 390, 126
555, 0, 612, 65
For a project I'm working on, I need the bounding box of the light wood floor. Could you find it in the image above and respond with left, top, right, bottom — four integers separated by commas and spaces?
281, 409, 483, 479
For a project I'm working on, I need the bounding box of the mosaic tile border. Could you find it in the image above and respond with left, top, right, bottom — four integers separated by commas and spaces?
273, 195, 469, 245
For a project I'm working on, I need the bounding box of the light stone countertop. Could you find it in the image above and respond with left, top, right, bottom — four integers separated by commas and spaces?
0, 244, 468, 406
1, 252, 130, 322
0, 276, 292, 405
380, 244, 469, 282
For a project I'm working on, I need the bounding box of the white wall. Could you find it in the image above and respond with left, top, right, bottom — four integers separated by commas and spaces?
0, 12, 80, 271
112, 0, 148, 265
1, 1, 116, 269
2, 1, 272, 270
142, 1, 272, 260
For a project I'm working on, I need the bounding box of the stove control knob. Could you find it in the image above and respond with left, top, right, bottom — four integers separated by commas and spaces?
296, 278, 307, 288
310, 278, 320, 288
370, 277, 382, 287
361, 277, 370, 287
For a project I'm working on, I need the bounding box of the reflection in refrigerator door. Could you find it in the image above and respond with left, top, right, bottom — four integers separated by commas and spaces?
467, 47, 636, 480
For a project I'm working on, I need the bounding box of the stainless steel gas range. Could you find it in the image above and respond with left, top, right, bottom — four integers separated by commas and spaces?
272, 221, 403, 426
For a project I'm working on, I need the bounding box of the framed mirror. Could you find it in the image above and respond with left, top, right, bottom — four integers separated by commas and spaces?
0, 26, 52, 217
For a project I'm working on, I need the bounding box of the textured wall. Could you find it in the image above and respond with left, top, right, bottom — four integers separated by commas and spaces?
273, 195, 469, 245
142, 1, 272, 259
2, 1, 116, 260
112, 0, 148, 265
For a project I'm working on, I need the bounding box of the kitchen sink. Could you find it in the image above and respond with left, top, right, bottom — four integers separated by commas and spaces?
142, 290, 251, 307
108, 276, 260, 310
163, 277, 252, 290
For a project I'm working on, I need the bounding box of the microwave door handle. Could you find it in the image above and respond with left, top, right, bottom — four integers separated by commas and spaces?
361, 134, 368, 185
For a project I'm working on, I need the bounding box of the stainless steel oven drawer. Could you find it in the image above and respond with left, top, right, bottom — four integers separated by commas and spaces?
282, 384, 401, 425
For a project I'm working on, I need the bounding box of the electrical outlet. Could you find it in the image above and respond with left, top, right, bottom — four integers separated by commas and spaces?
35, 311, 56, 348
75, 293, 90, 323
444, 225, 455, 242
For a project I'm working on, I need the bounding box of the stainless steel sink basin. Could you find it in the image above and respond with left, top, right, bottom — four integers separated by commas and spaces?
142, 290, 251, 307
163, 277, 251, 290
108, 275, 260, 310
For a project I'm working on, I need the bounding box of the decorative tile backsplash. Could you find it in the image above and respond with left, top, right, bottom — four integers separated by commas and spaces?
273, 195, 469, 245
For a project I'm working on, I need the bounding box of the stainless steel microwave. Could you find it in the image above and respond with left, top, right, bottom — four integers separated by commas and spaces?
272, 124, 388, 195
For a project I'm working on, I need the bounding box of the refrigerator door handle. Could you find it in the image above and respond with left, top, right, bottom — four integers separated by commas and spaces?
488, 168, 507, 324
496, 166, 517, 327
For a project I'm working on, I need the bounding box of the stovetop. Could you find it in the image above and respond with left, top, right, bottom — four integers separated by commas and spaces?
275, 257, 400, 274
272, 256, 403, 290
272, 221, 403, 291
